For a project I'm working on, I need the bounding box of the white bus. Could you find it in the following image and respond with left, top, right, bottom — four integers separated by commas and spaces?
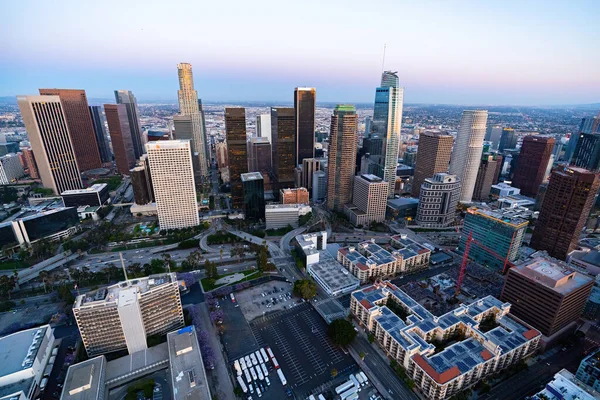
335, 381, 354, 394
237, 376, 248, 393
244, 368, 252, 384
260, 348, 269, 362
260, 363, 269, 376
266, 346, 275, 359
249, 366, 258, 381
233, 360, 242, 376
240, 358, 247, 370
277, 369, 287, 386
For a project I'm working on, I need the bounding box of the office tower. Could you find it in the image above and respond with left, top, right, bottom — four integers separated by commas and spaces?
224, 108, 248, 209
572, 133, 600, 171
531, 166, 600, 260
416, 173, 460, 227
362, 136, 383, 156
294, 87, 316, 165
130, 156, 154, 205
327, 105, 358, 211
104, 104, 136, 175
565, 114, 600, 162
459, 207, 528, 270
312, 170, 327, 203
485, 125, 503, 149
241, 172, 265, 220
576, 349, 600, 391
0, 154, 24, 184
372, 71, 404, 195
89, 106, 112, 163
21, 148, 39, 179
248, 137, 272, 173
114, 90, 144, 159
215, 141, 228, 169
176, 63, 209, 178
146, 140, 199, 229
501, 256, 593, 337
498, 128, 517, 152
280, 187, 309, 204
403, 147, 417, 167
411, 131, 453, 197
344, 174, 388, 226
302, 158, 320, 192
512, 136, 555, 197
256, 114, 272, 142
39, 89, 102, 171
449, 110, 488, 203
73, 273, 184, 356
364, 116, 372, 136
473, 153, 503, 201
271, 107, 296, 192
17, 95, 83, 194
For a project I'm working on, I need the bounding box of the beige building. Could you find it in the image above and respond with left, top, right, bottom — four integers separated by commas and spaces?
411, 131, 453, 197
344, 174, 388, 227
146, 140, 199, 230
17, 95, 83, 194
280, 187, 309, 204
73, 273, 184, 357
327, 105, 358, 211
302, 158, 321, 191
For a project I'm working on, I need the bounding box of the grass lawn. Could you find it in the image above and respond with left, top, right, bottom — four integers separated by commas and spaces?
0, 260, 30, 271
201, 269, 262, 291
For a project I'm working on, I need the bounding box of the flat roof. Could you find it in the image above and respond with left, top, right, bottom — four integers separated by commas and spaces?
360, 174, 383, 183
61, 184, 107, 196
241, 172, 263, 182
466, 207, 529, 227
60, 356, 106, 400
168, 327, 211, 400
512, 257, 593, 294
533, 369, 599, 400
105, 343, 169, 382
308, 250, 360, 293
0, 325, 49, 377
145, 140, 190, 150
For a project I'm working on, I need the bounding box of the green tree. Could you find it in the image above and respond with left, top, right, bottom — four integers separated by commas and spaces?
127, 263, 142, 278
204, 259, 218, 279
0, 273, 17, 299
256, 245, 268, 272
150, 258, 166, 273
327, 319, 357, 347
57, 285, 75, 304
293, 279, 317, 300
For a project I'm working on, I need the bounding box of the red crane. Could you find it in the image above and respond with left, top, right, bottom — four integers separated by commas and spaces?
455, 231, 516, 296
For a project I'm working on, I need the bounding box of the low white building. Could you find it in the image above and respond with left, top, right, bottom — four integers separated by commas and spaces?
296, 231, 327, 266
490, 182, 520, 198
0, 154, 24, 185
532, 369, 600, 400
265, 204, 311, 229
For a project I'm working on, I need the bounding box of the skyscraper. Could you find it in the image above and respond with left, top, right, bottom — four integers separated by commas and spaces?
327, 105, 357, 212
344, 174, 388, 226
498, 128, 517, 152
472, 153, 503, 201
38, 89, 102, 171
565, 114, 600, 162
572, 133, 600, 171
530, 166, 600, 260
512, 136, 555, 197
146, 140, 199, 229
449, 110, 488, 203
248, 137, 271, 173
225, 108, 248, 209
256, 114, 272, 142
485, 125, 503, 150
89, 106, 112, 163
241, 172, 265, 220
17, 95, 83, 194
294, 87, 316, 165
130, 156, 154, 206
312, 170, 327, 203
411, 131, 453, 197
271, 107, 296, 192
371, 71, 404, 196
301, 158, 321, 192
104, 104, 136, 175
176, 63, 209, 178
114, 90, 144, 160
416, 173, 460, 227
215, 141, 228, 169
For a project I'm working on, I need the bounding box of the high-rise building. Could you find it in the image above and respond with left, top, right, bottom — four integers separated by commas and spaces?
294, 87, 316, 165
301, 158, 320, 192
256, 114, 272, 142
576, 349, 600, 392
327, 105, 358, 211
177, 63, 209, 178
416, 173, 460, 227
362, 136, 384, 156
146, 140, 199, 229
173, 114, 193, 142
104, 104, 136, 175
0, 154, 24, 184
114, 90, 144, 160
280, 187, 309, 205
344, 174, 388, 226
531, 166, 600, 260
565, 114, 600, 162
485, 125, 503, 149
241, 172, 265, 220
501, 255, 593, 337
130, 156, 154, 205
371, 71, 404, 196
472, 153, 503, 201
572, 133, 600, 171
215, 141, 228, 169
248, 137, 271, 173
39, 89, 102, 171
225, 108, 248, 209
512, 136, 555, 197
17, 95, 83, 194
73, 273, 184, 356
21, 147, 39, 179
459, 207, 528, 270
449, 110, 488, 203
271, 107, 296, 192
411, 131, 453, 197
89, 106, 112, 163
498, 128, 517, 152
312, 170, 327, 203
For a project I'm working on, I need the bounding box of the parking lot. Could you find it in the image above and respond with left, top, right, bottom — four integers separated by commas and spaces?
236, 281, 296, 321
219, 292, 258, 361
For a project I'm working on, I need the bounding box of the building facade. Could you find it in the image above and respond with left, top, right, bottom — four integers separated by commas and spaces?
411, 131, 453, 197
225, 108, 248, 209
61, 183, 110, 208
301, 158, 321, 192
271, 107, 296, 192
256, 113, 271, 142
280, 187, 309, 204
512, 136, 555, 197
89, 105, 112, 164
572, 132, 600, 172
294, 87, 316, 165
0, 153, 24, 184
327, 105, 358, 211
472, 153, 503, 201
265, 204, 311, 229
312, 170, 327, 203
130, 156, 154, 205
576, 348, 600, 392
21, 148, 39, 179
104, 104, 136, 175
498, 128, 517, 152
248, 137, 271, 173
215, 141, 228, 169
344, 174, 388, 227
241, 172, 265, 220
114, 90, 144, 159
416, 173, 460, 227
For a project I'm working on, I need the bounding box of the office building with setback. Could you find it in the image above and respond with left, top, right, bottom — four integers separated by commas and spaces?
458, 207, 528, 271
271, 107, 296, 192
89, 105, 112, 164
130, 156, 154, 205
241, 172, 265, 220
351, 282, 540, 400
500, 256, 593, 338
416, 173, 460, 228
73, 273, 184, 357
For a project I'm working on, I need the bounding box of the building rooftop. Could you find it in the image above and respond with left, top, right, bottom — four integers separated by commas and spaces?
240, 172, 263, 182
532, 369, 600, 400
146, 140, 190, 150
390, 235, 432, 259
466, 207, 529, 227
387, 197, 419, 209
105, 343, 169, 382
168, 327, 211, 400
307, 249, 360, 294
61, 184, 108, 196
360, 174, 383, 183
60, 356, 106, 400
0, 325, 49, 377
512, 257, 593, 295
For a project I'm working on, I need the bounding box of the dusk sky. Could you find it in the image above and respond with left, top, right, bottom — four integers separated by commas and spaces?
2, 0, 599, 105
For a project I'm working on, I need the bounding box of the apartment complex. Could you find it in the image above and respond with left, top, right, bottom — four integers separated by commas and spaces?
351, 282, 540, 400
327, 105, 358, 211
344, 174, 388, 226
411, 131, 453, 197
576, 348, 600, 393
146, 140, 199, 230
458, 207, 528, 270
416, 173, 460, 227
337, 237, 430, 283
73, 273, 184, 356
512, 136, 555, 197
500, 256, 593, 337
241, 172, 265, 220
280, 187, 309, 204
294, 87, 316, 165
104, 104, 136, 174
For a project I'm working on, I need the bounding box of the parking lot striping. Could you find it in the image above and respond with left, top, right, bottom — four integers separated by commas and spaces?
269, 323, 308, 386
300, 310, 344, 364
284, 318, 325, 376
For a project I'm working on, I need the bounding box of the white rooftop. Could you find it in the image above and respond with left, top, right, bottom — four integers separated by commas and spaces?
61, 183, 107, 196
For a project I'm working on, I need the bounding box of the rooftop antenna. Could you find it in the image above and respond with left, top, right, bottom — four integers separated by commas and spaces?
120, 252, 128, 281
381, 44, 387, 74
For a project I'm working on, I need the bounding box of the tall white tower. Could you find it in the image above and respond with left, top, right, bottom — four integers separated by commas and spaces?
449, 110, 488, 203
177, 63, 209, 179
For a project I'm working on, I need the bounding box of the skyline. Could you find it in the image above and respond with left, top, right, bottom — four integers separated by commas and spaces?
1, 0, 599, 105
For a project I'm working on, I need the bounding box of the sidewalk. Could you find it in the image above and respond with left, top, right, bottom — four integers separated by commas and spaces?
348, 346, 394, 400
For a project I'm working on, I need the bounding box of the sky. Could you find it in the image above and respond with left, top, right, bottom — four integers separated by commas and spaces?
1, 0, 599, 105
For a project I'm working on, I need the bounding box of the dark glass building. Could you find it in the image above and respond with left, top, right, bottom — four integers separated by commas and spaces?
271, 107, 296, 194
89, 105, 112, 163
294, 87, 316, 166
115, 90, 145, 159
61, 183, 110, 207
0, 223, 17, 249
225, 108, 248, 209
498, 128, 517, 152
104, 104, 136, 175
13, 207, 79, 243
241, 172, 265, 220
512, 136, 555, 197
130, 157, 154, 205
572, 133, 600, 171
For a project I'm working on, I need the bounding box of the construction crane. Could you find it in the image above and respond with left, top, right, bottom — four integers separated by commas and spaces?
455, 232, 516, 296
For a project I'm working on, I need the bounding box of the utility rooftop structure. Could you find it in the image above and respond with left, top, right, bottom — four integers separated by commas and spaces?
73, 273, 184, 357
351, 282, 540, 400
